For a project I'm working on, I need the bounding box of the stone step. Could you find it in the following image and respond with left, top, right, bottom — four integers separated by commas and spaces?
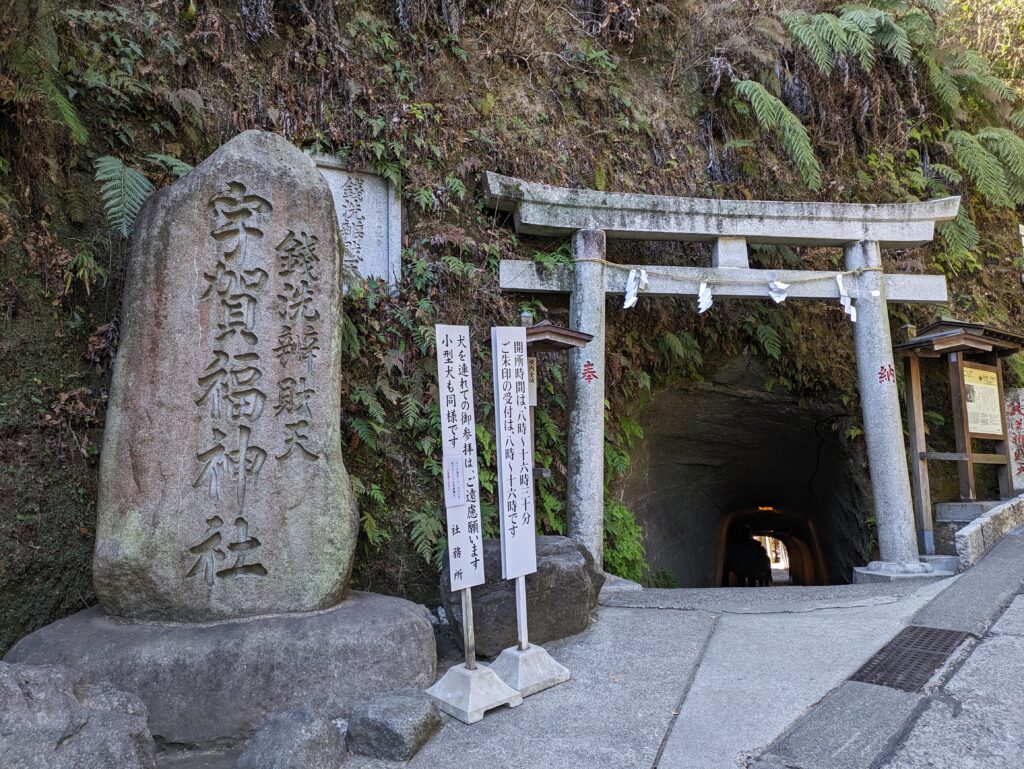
852, 566, 956, 584
935, 500, 1003, 523
921, 554, 960, 573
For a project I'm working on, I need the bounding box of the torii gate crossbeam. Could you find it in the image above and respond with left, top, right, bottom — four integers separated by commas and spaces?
484, 171, 961, 582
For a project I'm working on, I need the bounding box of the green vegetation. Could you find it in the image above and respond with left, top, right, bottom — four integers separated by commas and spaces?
2, 0, 1024, 651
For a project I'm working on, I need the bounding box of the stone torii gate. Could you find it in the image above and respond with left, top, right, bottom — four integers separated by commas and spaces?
483, 171, 961, 582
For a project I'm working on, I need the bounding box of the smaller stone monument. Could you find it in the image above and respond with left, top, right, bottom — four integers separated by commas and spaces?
314, 155, 401, 288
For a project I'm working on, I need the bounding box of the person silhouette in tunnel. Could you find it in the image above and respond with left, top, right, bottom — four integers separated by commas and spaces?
726, 525, 773, 587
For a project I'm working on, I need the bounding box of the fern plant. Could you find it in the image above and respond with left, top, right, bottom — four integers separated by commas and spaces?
94, 154, 192, 238
732, 79, 822, 191
94, 156, 154, 238
1, 6, 88, 144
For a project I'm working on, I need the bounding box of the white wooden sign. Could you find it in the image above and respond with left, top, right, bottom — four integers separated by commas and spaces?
491, 326, 537, 579
435, 325, 484, 590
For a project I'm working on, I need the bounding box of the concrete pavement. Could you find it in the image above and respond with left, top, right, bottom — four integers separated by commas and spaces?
158, 526, 1024, 769
749, 525, 1024, 769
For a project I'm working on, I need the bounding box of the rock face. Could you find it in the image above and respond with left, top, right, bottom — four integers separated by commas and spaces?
347, 691, 442, 761
94, 129, 357, 621
441, 536, 604, 657
4, 592, 436, 748
234, 708, 344, 769
0, 662, 155, 769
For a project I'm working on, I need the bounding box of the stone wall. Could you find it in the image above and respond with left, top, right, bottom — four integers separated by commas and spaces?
955, 495, 1024, 570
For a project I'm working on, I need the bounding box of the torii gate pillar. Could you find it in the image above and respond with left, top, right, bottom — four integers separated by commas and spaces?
845, 241, 929, 574
567, 230, 607, 567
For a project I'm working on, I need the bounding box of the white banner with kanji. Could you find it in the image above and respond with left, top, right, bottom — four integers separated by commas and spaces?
491, 326, 537, 580
435, 324, 484, 590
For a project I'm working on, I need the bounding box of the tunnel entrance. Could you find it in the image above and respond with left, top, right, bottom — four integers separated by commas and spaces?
717, 510, 825, 587
621, 356, 873, 587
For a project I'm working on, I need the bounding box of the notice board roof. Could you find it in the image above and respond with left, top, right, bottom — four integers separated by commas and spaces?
525, 320, 593, 353
895, 318, 1024, 358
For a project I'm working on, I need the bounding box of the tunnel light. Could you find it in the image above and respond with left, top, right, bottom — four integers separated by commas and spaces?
757, 505, 775, 511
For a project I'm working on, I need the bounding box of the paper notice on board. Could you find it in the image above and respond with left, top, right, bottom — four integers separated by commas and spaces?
964, 366, 1003, 436
443, 454, 466, 508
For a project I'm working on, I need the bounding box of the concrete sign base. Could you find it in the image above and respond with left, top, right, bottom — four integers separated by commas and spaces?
491, 644, 570, 698
426, 663, 522, 725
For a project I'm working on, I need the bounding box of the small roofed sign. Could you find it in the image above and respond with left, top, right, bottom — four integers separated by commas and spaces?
964, 365, 1004, 438
435, 324, 484, 591
491, 326, 538, 580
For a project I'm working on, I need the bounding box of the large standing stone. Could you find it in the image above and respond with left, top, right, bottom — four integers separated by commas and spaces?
0, 662, 155, 769
441, 536, 604, 657
94, 130, 357, 621
4, 592, 437, 748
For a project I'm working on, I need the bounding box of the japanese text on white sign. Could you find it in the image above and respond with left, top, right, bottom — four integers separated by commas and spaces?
435, 324, 484, 590
491, 326, 537, 580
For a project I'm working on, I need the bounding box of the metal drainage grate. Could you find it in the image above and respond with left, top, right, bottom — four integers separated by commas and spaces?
850, 625, 970, 692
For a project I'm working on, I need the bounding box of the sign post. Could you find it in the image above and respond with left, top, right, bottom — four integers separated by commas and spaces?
488, 326, 570, 697
426, 325, 522, 724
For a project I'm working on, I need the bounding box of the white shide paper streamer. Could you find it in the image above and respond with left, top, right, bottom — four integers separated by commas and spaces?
697, 281, 713, 314
768, 280, 790, 304
836, 274, 857, 323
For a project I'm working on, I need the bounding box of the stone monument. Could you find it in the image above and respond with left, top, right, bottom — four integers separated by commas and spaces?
6, 131, 435, 750
315, 155, 402, 288
94, 130, 356, 621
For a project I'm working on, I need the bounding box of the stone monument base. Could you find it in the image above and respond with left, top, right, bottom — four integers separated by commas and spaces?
4, 592, 435, 749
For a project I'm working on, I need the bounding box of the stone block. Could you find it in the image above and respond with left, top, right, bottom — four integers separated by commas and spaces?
347, 691, 441, 762
935, 501, 1001, 523
990, 596, 1024, 637
234, 707, 344, 769
94, 129, 357, 622
954, 496, 1024, 569
920, 554, 959, 573
0, 661, 155, 769
440, 536, 604, 657
934, 521, 959, 556
851, 567, 952, 585
5, 592, 435, 749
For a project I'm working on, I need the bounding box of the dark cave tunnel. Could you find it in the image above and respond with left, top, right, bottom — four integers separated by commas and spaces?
620, 356, 874, 587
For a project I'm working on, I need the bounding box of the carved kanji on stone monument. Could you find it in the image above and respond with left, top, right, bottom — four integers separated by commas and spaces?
93, 131, 357, 621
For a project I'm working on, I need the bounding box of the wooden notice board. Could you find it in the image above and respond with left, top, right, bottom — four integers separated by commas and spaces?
962, 363, 1005, 440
